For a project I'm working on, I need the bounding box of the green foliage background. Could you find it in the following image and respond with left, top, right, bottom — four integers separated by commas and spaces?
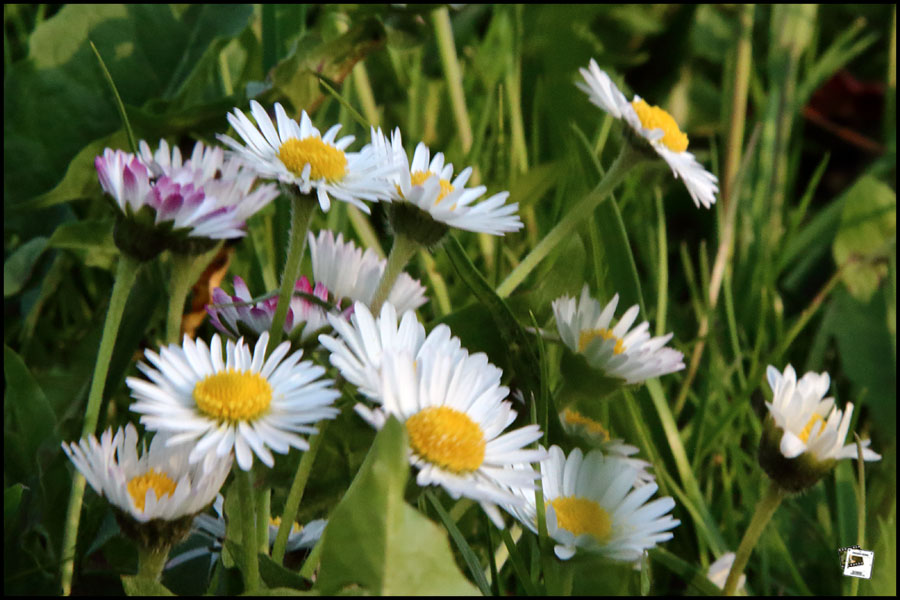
4, 3, 896, 596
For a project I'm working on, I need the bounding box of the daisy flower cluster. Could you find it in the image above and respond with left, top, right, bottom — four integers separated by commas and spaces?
56, 39, 882, 597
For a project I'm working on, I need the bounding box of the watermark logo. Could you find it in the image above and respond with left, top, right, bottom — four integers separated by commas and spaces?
838, 545, 874, 579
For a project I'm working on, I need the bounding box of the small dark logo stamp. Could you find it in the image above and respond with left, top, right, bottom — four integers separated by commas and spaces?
838, 545, 874, 579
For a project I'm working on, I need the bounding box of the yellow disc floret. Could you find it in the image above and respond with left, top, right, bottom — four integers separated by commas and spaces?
410, 170, 455, 204
562, 408, 610, 441
270, 516, 302, 535
406, 406, 486, 473
127, 469, 178, 512
193, 369, 273, 422
548, 496, 612, 543
578, 328, 626, 355
631, 99, 689, 153
278, 137, 347, 181
798, 413, 826, 444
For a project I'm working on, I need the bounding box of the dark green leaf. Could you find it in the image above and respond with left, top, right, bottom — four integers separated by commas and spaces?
4, 237, 48, 297
4, 345, 58, 461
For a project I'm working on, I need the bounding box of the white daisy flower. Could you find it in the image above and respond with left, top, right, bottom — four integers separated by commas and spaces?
308, 229, 428, 314
217, 101, 396, 213
764, 365, 881, 463
318, 301, 428, 400
560, 408, 655, 486
576, 58, 718, 209
372, 127, 523, 236
320, 301, 546, 527
61, 424, 231, 523
95, 140, 279, 242
126, 332, 340, 471
553, 285, 685, 385
707, 552, 745, 593
507, 445, 679, 561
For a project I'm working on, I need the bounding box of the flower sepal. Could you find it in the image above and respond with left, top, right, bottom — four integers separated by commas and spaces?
557, 345, 630, 407
758, 416, 837, 493
113, 207, 170, 262
388, 200, 450, 250
112, 507, 197, 553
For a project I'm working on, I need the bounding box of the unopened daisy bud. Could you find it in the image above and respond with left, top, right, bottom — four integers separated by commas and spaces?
758, 364, 881, 493
61, 424, 231, 553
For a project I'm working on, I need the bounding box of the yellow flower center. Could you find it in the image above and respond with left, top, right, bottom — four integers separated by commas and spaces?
270, 516, 302, 535
406, 406, 486, 474
798, 413, 825, 444
562, 408, 610, 441
278, 137, 347, 181
127, 469, 178, 513
409, 170, 455, 204
193, 369, 273, 422
578, 328, 626, 355
631, 99, 689, 153
548, 496, 612, 543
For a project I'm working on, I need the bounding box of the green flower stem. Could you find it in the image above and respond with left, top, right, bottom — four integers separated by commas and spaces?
59, 253, 141, 595
724, 480, 785, 595
272, 421, 329, 564
137, 544, 171, 582
370, 232, 419, 314
268, 191, 317, 352
496, 142, 645, 298
256, 485, 271, 556
165, 244, 222, 344
237, 467, 260, 592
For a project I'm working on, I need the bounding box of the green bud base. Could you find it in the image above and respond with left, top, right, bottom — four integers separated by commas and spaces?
758, 417, 836, 493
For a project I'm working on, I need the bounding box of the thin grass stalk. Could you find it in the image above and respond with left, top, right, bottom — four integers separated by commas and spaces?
674, 125, 760, 415
59, 253, 141, 594
724, 480, 785, 595
432, 6, 473, 153
272, 421, 329, 564
496, 142, 644, 298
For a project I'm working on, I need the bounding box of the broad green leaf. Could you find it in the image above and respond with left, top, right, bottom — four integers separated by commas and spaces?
4, 237, 48, 297
17, 131, 128, 211
315, 417, 479, 596
265, 18, 386, 114
48, 219, 118, 270
4, 484, 26, 536
121, 575, 175, 596
259, 554, 311, 591
4, 345, 57, 461
826, 287, 896, 438
4, 4, 253, 205
832, 175, 896, 302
